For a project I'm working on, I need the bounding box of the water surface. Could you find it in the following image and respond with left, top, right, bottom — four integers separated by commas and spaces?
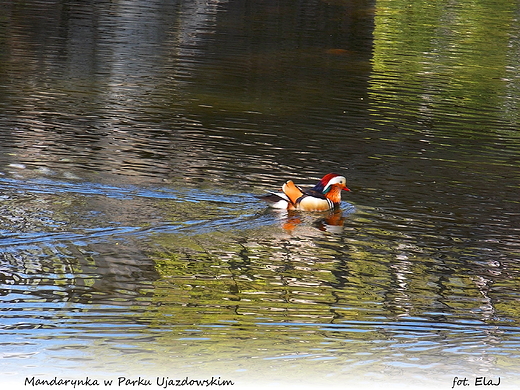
1, 1, 519, 389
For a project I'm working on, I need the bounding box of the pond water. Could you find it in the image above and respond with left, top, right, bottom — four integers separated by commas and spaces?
1, 1, 520, 389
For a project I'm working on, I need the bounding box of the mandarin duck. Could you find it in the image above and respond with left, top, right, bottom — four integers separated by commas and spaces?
259, 173, 350, 211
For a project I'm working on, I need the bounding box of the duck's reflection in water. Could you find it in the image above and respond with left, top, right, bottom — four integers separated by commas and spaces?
275, 206, 353, 234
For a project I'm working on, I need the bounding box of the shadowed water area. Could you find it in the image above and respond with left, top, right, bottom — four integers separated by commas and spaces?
1, 0, 520, 389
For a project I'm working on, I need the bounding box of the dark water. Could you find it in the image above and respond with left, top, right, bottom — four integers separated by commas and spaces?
1, 1, 520, 389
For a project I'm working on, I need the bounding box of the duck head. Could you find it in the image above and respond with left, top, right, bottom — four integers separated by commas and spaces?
313, 173, 350, 194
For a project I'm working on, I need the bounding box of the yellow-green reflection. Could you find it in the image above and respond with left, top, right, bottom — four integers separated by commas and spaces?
370, 0, 520, 126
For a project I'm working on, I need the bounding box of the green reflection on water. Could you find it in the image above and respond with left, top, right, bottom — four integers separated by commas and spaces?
371, 0, 520, 126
